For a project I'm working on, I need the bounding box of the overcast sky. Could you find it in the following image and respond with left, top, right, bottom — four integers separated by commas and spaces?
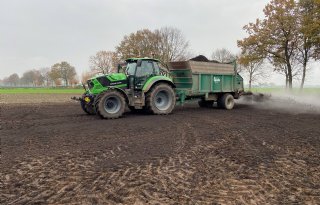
0, 0, 319, 86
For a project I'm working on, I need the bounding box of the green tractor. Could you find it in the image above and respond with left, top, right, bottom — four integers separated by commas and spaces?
76, 57, 244, 119
79, 58, 176, 119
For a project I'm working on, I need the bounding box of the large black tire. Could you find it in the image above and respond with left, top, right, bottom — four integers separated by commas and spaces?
94, 90, 126, 119
145, 83, 176, 115
198, 100, 214, 108
217, 93, 235, 110
80, 101, 95, 115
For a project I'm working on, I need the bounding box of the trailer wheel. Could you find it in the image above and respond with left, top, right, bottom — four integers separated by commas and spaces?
81, 101, 95, 115
198, 100, 214, 108
94, 90, 126, 119
218, 93, 235, 110
146, 83, 176, 115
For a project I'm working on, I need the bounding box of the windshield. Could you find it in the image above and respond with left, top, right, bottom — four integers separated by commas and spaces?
125, 62, 136, 75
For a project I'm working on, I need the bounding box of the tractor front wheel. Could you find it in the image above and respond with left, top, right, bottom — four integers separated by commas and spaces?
95, 90, 126, 119
146, 83, 176, 115
81, 100, 95, 115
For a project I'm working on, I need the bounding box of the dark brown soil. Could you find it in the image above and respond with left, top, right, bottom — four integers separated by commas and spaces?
1, 94, 319, 204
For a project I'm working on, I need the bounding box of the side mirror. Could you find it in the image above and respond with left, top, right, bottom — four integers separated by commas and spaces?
137, 59, 142, 67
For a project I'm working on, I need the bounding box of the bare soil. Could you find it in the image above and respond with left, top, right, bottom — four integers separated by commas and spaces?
1, 94, 319, 204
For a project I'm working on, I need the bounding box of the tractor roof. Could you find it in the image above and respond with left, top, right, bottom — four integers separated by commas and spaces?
125, 57, 160, 62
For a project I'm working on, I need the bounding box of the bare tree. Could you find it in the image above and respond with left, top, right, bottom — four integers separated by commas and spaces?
154, 27, 190, 62
238, 49, 270, 90
211, 48, 236, 63
33, 70, 44, 86
81, 70, 95, 83
39, 67, 51, 87
89, 51, 116, 74
241, 61, 267, 90
69, 76, 79, 87
116, 27, 190, 63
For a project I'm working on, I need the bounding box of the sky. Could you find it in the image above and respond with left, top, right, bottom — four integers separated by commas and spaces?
0, 0, 319, 86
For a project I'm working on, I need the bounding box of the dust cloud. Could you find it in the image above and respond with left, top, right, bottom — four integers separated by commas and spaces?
237, 91, 320, 114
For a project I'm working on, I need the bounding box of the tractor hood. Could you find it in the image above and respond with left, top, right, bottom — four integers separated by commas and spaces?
87, 73, 128, 94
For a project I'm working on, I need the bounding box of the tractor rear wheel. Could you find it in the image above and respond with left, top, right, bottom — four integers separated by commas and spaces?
81, 101, 95, 115
145, 83, 176, 115
218, 93, 234, 110
198, 100, 214, 108
95, 90, 126, 119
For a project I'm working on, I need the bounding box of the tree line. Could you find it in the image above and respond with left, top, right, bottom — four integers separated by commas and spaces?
1, 0, 319, 90
0, 62, 77, 87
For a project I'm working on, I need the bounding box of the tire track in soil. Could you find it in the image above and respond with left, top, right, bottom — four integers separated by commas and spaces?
1, 98, 320, 204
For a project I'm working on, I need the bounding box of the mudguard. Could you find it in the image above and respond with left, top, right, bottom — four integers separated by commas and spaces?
142, 76, 175, 93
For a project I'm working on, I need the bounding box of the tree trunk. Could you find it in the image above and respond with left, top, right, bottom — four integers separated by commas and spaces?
300, 46, 308, 91
285, 45, 293, 90
300, 62, 307, 90
249, 72, 252, 91
287, 64, 293, 89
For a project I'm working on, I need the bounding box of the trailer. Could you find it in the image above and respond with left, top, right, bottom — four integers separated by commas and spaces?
168, 60, 244, 108
74, 57, 244, 119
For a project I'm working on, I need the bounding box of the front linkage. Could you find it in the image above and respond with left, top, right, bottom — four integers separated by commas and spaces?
71, 84, 96, 115
71, 94, 96, 115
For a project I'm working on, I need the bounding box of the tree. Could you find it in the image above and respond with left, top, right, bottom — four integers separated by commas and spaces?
89, 51, 116, 74
116, 27, 190, 63
69, 76, 79, 87
48, 67, 61, 86
154, 27, 190, 62
309, 0, 320, 59
211, 48, 236, 63
238, 0, 299, 90
116, 29, 157, 60
81, 71, 95, 83
2, 77, 9, 86
33, 70, 44, 86
50, 62, 77, 86
297, 0, 320, 89
7, 73, 20, 86
39, 67, 51, 87
238, 53, 266, 90
21, 70, 36, 86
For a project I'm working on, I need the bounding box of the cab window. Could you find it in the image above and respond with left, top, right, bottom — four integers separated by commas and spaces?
126, 62, 136, 75
136, 61, 154, 77
153, 62, 160, 75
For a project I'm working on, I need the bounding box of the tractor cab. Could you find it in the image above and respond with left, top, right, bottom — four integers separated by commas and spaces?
124, 58, 169, 90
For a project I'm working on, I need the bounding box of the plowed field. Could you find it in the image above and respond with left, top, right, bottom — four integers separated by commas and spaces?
1, 94, 319, 204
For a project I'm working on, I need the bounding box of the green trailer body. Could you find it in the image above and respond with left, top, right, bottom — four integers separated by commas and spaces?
168, 60, 244, 103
